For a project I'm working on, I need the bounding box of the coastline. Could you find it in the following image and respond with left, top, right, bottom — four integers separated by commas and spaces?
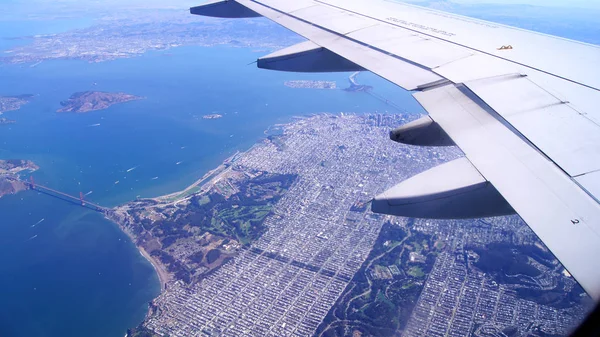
107, 149, 250, 295
153, 150, 241, 203
138, 245, 170, 292
107, 214, 171, 292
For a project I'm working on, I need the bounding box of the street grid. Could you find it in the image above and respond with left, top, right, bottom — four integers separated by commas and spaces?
143, 114, 588, 337
145, 113, 459, 336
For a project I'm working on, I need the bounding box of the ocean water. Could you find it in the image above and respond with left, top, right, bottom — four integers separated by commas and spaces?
0, 45, 421, 337
0, 194, 157, 337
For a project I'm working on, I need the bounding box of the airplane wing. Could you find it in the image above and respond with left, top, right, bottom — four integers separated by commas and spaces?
190, 0, 600, 301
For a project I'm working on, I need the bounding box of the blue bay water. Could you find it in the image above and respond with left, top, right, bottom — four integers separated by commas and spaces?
0, 45, 421, 337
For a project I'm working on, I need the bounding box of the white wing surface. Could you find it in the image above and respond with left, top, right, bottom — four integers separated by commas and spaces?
190, 0, 600, 301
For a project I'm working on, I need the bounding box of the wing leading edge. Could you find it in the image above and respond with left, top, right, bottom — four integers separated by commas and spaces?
190, 0, 600, 301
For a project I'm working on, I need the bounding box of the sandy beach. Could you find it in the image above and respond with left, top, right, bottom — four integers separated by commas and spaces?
153, 151, 241, 204
138, 246, 170, 292
108, 151, 246, 294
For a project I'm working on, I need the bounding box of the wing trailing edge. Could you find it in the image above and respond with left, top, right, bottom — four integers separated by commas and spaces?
189, 0, 600, 301
389, 115, 454, 147
258, 41, 364, 73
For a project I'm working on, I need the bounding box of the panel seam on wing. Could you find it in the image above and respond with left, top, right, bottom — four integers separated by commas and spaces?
310, 0, 600, 92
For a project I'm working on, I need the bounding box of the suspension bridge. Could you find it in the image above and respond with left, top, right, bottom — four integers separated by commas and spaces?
24, 176, 108, 213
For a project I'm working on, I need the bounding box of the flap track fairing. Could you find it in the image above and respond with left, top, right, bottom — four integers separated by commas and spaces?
372, 158, 515, 219
258, 41, 364, 73
390, 115, 454, 146
190, 0, 261, 18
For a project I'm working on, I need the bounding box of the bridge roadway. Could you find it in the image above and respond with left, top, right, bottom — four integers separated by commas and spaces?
22, 179, 108, 213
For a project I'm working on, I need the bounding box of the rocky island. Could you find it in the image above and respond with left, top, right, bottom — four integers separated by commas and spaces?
344, 71, 373, 93
0, 159, 39, 198
0, 94, 34, 114
57, 91, 142, 113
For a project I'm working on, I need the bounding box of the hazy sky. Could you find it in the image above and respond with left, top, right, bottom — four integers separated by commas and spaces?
11, 0, 600, 8
6, 0, 600, 11
425, 0, 600, 9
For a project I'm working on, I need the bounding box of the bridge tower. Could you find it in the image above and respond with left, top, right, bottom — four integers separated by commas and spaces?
29, 176, 35, 190
79, 192, 85, 206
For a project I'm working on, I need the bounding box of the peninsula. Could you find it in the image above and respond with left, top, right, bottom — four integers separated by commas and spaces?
0, 94, 34, 114
113, 113, 413, 336
109, 159, 296, 289
112, 114, 588, 337
0, 11, 302, 65
0, 159, 39, 198
57, 91, 142, 113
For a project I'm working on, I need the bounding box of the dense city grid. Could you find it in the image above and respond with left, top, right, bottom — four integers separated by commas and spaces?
143, 114, 588, 337
145, 113, 458, 336
402, 219, 587, 336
